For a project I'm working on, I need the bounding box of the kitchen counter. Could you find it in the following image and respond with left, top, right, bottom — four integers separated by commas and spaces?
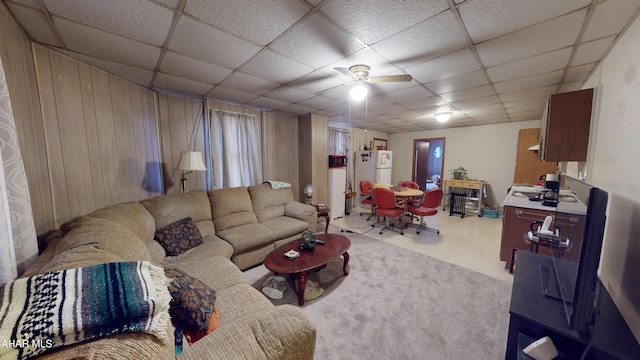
503, 186, 587, 215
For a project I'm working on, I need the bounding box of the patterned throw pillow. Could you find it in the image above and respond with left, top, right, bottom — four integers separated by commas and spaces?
164, 268, 217, 335
154, 217, 202, 256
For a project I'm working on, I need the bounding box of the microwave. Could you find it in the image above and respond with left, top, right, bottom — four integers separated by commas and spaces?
329, 155, 347, 168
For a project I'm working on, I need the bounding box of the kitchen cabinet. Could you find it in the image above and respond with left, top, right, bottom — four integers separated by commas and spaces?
538, 88, 593, 162
500, 205, 585, 269
513, 128, 557, 185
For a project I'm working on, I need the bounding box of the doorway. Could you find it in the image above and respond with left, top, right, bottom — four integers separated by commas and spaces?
412, 138, 445, 191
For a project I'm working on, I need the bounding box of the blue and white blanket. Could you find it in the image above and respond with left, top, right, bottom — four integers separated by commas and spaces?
0, 261, 171, 360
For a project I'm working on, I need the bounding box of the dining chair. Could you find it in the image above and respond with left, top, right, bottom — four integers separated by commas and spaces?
359, 180, 374, 220
372, 188, 405, 235
407, 189, 443, 234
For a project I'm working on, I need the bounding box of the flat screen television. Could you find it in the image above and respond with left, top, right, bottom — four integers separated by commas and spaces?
541, 187, 608, 336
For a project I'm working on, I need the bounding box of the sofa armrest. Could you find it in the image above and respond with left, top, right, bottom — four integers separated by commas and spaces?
284, 201, 318, 231
178, 305, 315, 360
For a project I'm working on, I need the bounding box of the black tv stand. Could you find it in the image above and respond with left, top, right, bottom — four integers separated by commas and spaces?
506, 251, 640, 359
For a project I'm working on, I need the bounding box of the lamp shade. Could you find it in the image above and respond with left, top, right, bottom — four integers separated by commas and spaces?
178, 151, 207, 171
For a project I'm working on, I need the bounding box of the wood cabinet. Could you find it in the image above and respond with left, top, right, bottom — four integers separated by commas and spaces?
500, 205, 585, 268
513, 128, 558, 185
538, 88, 593, 161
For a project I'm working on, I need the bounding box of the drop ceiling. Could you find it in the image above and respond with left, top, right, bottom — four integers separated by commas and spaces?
4, 0, 640, 134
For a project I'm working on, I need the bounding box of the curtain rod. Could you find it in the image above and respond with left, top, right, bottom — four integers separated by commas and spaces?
211, 109, 256, 117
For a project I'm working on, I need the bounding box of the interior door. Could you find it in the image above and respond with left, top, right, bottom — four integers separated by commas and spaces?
413, 138, 445, 190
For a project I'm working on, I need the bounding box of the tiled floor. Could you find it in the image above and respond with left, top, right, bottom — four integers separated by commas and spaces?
325, 207, 514, 283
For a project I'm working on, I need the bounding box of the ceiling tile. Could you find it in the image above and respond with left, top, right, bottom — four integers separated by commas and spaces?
425, 70, 488, 95
401, 96, 447, 110
493, 70, 564, 94
318, 0, 448, 45
184, 0, 310, 46
459, 0, 590, 43
153, 73, 213, 96
486, 47, 572, 82
263, 86, 315, 104
206, 87, 258, 104
371, 10, 468, 68
279, 103, 316, 115
159, 51, 233, 85
405, 49, 481, 83
269, 14, 365, 69
218, 72, 280, 96
288, 70, 347, 95
440, 85, 495, 103
476, 9, 587, 67
5, 3, 63, 47
582, 0, 640, 42
452, 95, 501, 110
43, 0, 173, 46
564, 63, 597, 83
245, 96, 292, 111
572, 36, 616, 66
498, 85, 558, 103
169, 16, 262, 69
380, 86, 433, 103
53, 17, 161, 69
240, 50, 314, 84
58, 49, 154, 87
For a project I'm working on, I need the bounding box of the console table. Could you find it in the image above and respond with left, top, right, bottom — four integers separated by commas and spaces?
442, 179, 486, 216
506, 251, 640, 359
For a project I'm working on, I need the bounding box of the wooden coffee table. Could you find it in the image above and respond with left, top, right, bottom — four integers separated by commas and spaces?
263, 233, 351, 305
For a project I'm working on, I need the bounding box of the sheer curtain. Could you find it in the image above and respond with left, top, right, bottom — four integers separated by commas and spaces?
0, 56, 38, 285
209, 110, 263, 189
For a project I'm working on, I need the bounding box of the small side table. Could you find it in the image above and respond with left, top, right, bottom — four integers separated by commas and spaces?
315, 205, 330, 233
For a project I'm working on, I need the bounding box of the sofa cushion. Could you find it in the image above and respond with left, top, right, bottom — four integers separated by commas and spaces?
164, 268, 217, 334
86, 201, 156, 243
154, 217, 203, 256
215, 223, 276, 253
54, 216, 152, 262
248, 184, 293, 222
259, 217, 310, 240
141, 190, 215, 238
208, 187, 257, 231
163, 256, 246, 292
162, 235, 233, 265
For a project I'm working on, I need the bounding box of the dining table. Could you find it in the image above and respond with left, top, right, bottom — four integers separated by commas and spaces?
390, 187, 423, 228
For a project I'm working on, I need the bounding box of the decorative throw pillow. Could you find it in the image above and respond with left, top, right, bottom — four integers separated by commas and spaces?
164, 268, 218, 345
154, 217, 202, 256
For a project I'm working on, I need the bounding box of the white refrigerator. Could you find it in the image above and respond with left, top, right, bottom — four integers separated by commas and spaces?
354, 150, 393, 206
328, 168, 347, 219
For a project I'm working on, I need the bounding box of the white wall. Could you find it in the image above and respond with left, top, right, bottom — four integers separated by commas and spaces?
389, 120, 540, 206
581, 13, 640, 342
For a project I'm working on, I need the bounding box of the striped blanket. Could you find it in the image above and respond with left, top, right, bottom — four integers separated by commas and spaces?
0, 261, 171, 360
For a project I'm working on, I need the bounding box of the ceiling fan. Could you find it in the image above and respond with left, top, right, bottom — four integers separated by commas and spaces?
316, 64, 413, 97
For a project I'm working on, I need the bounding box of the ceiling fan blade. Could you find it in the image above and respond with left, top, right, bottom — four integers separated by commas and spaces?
335, 67, 358, 79
370, 74, 413, 83
315, 83, 349, 96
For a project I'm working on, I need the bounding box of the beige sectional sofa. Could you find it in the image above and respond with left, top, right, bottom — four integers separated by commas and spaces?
21, 184, 318, 359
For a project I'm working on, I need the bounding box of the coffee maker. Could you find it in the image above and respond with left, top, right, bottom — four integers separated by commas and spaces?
542, 176, 560, 207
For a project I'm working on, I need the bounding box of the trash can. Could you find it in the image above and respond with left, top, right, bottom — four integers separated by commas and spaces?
345, 192, 356, 215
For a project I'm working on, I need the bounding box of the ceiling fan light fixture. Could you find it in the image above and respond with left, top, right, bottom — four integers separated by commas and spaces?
435, 112, 452, 123
350, 82, 368, 101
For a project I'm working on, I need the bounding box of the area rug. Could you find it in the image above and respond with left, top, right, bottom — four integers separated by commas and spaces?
243, 230, 512, 360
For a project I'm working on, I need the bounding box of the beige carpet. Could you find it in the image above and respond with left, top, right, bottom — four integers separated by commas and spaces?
243, 227, 512, 359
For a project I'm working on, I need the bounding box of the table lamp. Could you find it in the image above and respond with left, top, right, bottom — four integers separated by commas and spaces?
303, 184, 314, 205
178, 151, 207, 193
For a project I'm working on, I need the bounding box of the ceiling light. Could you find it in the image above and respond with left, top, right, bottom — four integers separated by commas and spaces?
350, 81, 368, 101
435, 112, 452, 123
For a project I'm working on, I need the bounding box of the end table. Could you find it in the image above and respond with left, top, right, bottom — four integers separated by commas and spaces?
315, 205, 330, 233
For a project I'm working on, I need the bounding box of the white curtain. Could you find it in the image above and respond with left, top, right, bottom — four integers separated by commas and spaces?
209, 110, 263, 189
0, 56, 38, 285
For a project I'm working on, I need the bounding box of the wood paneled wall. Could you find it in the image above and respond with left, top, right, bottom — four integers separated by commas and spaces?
263, 111, 300, 200
0, 6, 54, 234
298, 113, 328, 205
33, 44, 161, 227
156, 94, 205, 194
